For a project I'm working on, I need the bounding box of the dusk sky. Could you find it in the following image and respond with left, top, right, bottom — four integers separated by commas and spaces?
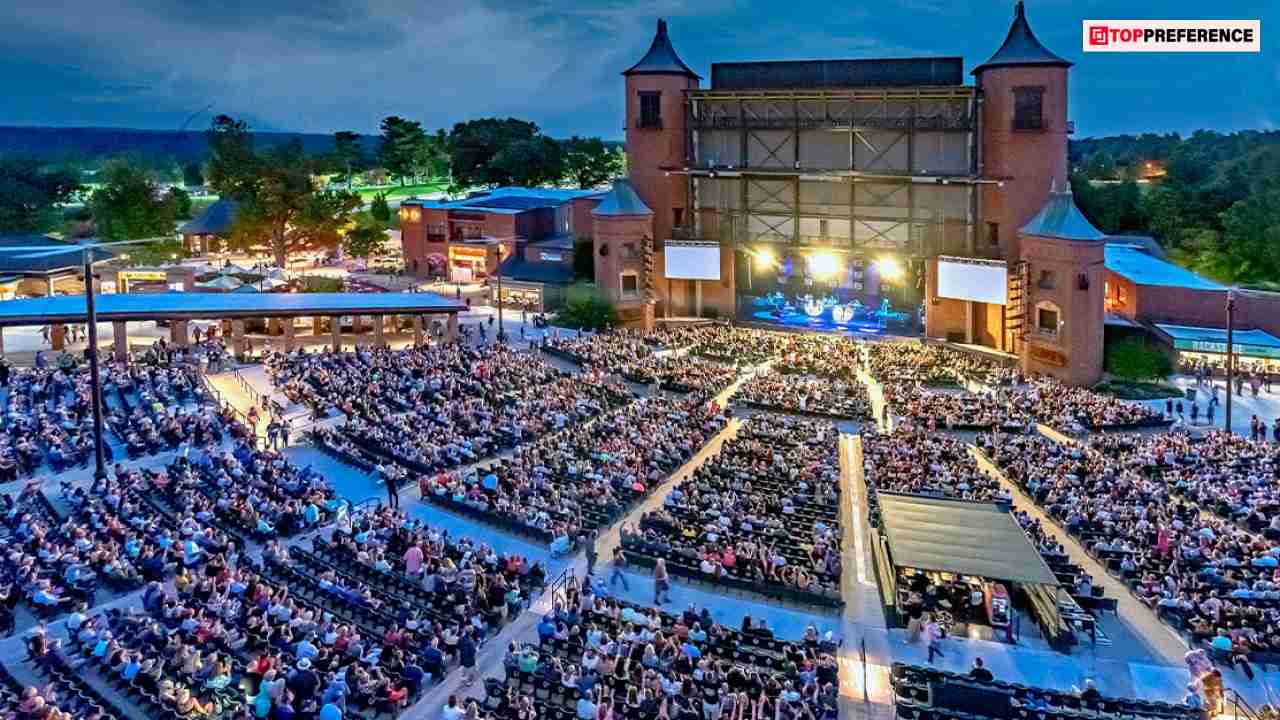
1, 0, 1274, 141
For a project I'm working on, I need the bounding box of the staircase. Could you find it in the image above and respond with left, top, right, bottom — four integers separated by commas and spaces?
1005, 260, 1029, 348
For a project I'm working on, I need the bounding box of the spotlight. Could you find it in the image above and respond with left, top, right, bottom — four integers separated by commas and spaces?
874, 256, 903, 281
807, 251, 841, 279
754, 248, 776, 269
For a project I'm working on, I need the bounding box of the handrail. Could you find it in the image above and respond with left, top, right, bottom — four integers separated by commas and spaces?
1223, 689, 1261, 720
549, 566, 576, 611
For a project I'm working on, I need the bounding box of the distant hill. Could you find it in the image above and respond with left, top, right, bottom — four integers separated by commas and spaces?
0, 125, 337, 167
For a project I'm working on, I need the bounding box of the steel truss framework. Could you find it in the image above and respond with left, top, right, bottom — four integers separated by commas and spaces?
688, 87, 976, 176
692, 175, 980, 261
680, 86, 983, 260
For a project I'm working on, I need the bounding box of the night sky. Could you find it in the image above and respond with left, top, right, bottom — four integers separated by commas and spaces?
1, 0, 1274, 140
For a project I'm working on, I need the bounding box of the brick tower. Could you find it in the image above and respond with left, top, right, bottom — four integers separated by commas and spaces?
975, 1, 1072, 262
622, 19, 700, 317
1017, 183, 1107, 386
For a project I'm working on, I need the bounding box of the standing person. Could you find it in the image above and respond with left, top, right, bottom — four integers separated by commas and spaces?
1208, 396, 1218, 427
608, 546, 629, 590
376, 463, 398, 509
582, 529, 598, 576
457, 630, 477, 687
1190, 402, 1200, 425
653, 559, 670, 605
924, 614, 944, 663
279, 418, 291, 449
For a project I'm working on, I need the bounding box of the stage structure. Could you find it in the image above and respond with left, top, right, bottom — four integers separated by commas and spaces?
619, 3, 1108, 384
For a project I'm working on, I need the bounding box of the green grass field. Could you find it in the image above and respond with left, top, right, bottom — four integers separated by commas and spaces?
350, 181, 449, 203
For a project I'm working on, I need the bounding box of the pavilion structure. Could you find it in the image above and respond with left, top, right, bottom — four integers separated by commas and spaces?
0, 291, 465, 360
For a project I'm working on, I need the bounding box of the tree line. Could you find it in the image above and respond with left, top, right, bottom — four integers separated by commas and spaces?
1070, 129, 1280, 287
0, 113, 624, 267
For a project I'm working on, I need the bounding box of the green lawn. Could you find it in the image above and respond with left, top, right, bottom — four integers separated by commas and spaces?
349, 181, 449, 203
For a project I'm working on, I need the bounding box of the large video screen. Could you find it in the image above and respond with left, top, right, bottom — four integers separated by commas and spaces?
937, 257, 1008, 305
665, 242, 721, 280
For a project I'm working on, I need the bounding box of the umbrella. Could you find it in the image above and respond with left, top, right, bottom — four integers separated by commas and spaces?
259, 277, 289, 289
195, 275, 244, 291
231, 284, 260, 293
265, 268, 288, 281
221, 263, 253, 275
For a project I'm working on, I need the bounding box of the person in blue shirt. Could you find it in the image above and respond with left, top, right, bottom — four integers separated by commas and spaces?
537, 616, 557, 642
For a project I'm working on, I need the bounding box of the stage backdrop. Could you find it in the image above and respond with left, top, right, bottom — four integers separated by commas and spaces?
664, 241, 722, 281
936, 257, 1008, 305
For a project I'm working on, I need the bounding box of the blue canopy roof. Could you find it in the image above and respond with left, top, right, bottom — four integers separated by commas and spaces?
1155, 324, 1280, 359
1105, 244, 1225, 291
0, 291, 464, 327
972, 2, 1072, 75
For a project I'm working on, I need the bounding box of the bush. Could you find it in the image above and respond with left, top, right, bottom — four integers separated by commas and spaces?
1106, 338, 1173, 381
555, 283, 617, 330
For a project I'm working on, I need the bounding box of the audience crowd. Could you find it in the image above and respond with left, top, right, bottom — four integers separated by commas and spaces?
738, 372, 871, 420
486, 574, 839, 720
983, 430, 1280, 669
624, 414, 843, 602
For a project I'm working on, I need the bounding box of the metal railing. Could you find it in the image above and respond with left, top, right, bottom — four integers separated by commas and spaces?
548, 566, 576, 611
1222, 689, 1261, 720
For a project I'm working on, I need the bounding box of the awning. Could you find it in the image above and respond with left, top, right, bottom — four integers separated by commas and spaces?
1154, 323, 1280, 360
878, 494, 1058, 586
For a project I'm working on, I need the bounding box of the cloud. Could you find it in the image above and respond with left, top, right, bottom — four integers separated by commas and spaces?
0, 0, 721, 136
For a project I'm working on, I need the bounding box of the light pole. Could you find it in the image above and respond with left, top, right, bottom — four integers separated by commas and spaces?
1225, 288, 1236, 434
494, 243, 505, 343
81, 248, 108, 482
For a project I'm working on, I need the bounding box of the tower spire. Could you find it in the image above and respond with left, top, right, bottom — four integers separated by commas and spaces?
972, 1, 1072, 75
622, 18, 701, 78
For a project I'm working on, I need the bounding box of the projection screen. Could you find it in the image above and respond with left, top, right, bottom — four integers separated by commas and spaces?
936, 257, 1008, 305
664, 242, 721, 280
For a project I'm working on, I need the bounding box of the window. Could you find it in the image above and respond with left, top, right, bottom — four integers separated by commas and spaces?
621, 273, 640, 298
1037, 269, 1056, 290
986, 222, 1000, 248
1013, 86, 1045, 131
672, 208, 684, 228
1036, 304, 1060, 335
622, 243, 639, 260
639, 92, 662, 129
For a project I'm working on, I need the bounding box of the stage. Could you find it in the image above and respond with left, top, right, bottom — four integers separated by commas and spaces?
738, 292, 922, 336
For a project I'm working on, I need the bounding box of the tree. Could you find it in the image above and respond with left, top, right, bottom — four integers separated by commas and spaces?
448, 118, 542, 188
0, 156, 80, 234
182, 162, 204, 188
168, 186, 194, 219
492, 136, 564, 188
205, 114, 259, 197
343, 222, 385, 259
1106, 338, 1172, 381
88, 160, 177, 240
370, 192, 391, 223
291, 189, 362, 253
378, 116, 430, 185
556, 283, 617, 330
331, 131, 364, 188
561, 136, 623, 189
227, 138, 315, 267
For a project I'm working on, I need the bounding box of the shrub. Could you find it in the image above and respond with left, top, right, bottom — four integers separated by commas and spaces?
1106, 338, 1172, 381
555, 283, 617, 330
